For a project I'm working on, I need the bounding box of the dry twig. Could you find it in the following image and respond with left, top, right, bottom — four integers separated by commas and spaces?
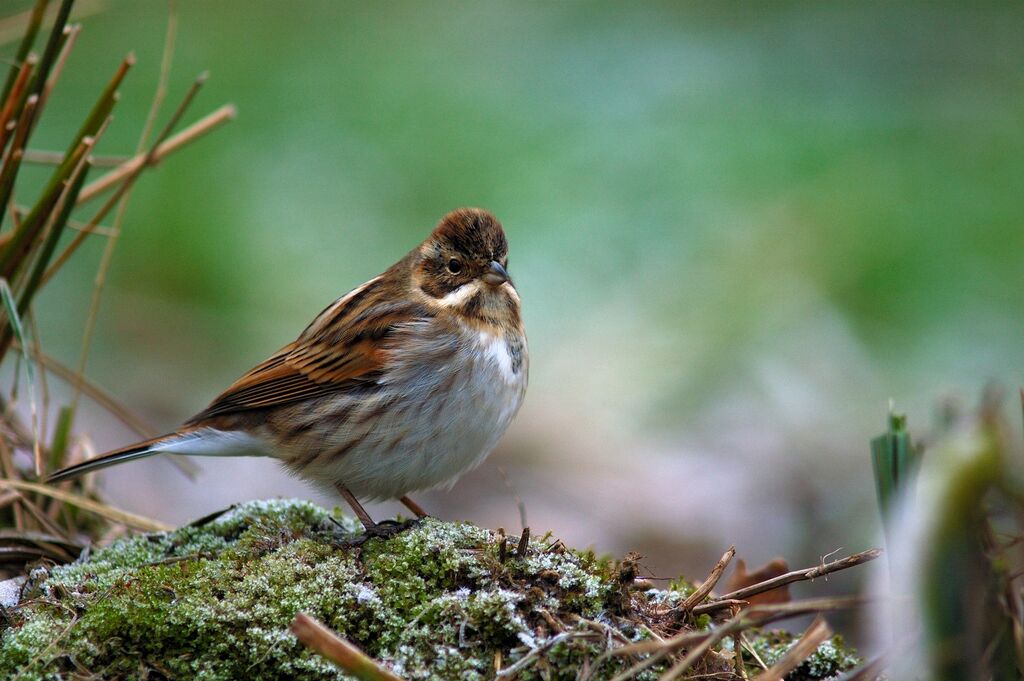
605, 596, 864, 681
681, 546, 735, 611
291, 613, 405, 681
751, 615, 832, 681
715, 548, 881, 604
76, 104, 236, 205
0, 479, 171, 532
517, 526, 530, 558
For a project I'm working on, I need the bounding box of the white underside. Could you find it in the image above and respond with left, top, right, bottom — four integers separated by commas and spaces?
299, 323, 528, 499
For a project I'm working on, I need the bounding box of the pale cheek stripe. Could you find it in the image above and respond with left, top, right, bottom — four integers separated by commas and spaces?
437, 281, 481, 307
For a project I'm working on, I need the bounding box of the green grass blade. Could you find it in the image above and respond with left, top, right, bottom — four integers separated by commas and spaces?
0, 94, 39, 221
0, 277, 40, 472
0, 279, 29, 370
0, 56, 128, 282
48, 405, 73, 471
18, 139, 92, 315
24, 0, 73, 103
0, 0, 49, 103
870, 409, 918, 541
0, 137, 91, 360
63, 53, 132, 162
0, 128, 82, 282
870, 435, 894, 517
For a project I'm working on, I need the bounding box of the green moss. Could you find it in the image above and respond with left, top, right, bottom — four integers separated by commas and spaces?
0, 499, 862, 680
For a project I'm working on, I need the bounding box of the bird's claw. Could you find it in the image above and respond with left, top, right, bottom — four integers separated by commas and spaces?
349, 517, 422, 545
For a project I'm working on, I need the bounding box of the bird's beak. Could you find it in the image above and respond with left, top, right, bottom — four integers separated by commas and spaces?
482, 261, 510, 286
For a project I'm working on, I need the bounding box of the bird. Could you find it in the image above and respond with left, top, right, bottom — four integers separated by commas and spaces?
49, 208, 528, 535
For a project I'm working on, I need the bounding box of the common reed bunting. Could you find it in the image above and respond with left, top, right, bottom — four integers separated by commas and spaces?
50, 208, 528, 533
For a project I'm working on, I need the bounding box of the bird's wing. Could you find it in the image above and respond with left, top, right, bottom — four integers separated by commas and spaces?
187, 279, 427, 422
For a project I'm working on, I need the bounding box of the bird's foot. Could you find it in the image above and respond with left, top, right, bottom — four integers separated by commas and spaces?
348, 517, 422, 545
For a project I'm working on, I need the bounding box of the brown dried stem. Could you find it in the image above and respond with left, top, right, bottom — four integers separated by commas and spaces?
0, 0, 46, 102
657, 620, 738, 681
38, 23, 80, 113
291, 613, 405, 681
751, 615, 832, 681
0, 55, 36, 152
715, 548, 882, 603
0, 479, 171, 532
22, 150, 126, 167
76, 104, 236, 205
67, 9, 183, 419
681, 545, 735, 611
607, 596, 864, 681
43, 104, 236, 285
24, 0, 74, 104
692, 598, 747, 616
516, 526, 530, 557
0, 94, 39, 214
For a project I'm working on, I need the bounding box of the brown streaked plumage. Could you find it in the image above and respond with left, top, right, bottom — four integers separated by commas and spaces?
49, 208, 528, 534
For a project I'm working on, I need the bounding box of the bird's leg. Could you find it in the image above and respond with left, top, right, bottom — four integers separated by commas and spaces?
335, 484, 376, 531
399, 495, 429, 519
335, 484, 417, 541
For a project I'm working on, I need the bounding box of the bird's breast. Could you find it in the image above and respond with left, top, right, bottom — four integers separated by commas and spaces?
473, 329, 527, 385
285, 320, 527, 500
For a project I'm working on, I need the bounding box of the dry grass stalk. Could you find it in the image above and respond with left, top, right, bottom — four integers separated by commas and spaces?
0, 479, 171, 532
656, 621, 736, 681
0, 0, 105, 48
43, 104, 236, 285
291, 613, 406, 681
692, 598, 747, 616
24, 0, 75, 106
69, 12, 193, 417
715, 548, 882, 603
0, 0, 47, 82
0, 94, 38, 203
751, 615, 832, 681
0, 0, 230, 550
516, 525, 530, 557
0, 56, 36, 151
39, 24, 79, 111
603, 595, 866, 681
22, 150, 126, 167
76, 104, 237, 204
681, 545, 735, 611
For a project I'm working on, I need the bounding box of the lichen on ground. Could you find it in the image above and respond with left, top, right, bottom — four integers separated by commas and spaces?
0, 499, 861, 680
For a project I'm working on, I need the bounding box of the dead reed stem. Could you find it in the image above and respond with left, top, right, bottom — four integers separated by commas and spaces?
291, 613, 406, 681
715, 548, 882, 603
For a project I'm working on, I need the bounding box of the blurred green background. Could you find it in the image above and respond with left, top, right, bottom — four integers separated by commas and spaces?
9, 0, 1024, 596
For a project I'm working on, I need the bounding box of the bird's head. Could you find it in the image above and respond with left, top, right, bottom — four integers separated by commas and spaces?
412, 208, 520, 327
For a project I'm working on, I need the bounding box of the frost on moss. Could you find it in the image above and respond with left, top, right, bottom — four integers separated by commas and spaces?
0, 499, 861, 680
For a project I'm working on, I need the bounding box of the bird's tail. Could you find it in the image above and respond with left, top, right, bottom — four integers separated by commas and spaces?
47, 431, 201, 483
47, 427, 272, 483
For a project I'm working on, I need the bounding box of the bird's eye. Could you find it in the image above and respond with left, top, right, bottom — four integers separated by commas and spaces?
446, 258, 462, 274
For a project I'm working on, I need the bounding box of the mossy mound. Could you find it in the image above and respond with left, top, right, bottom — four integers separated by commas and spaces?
0, 500, 860, 680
